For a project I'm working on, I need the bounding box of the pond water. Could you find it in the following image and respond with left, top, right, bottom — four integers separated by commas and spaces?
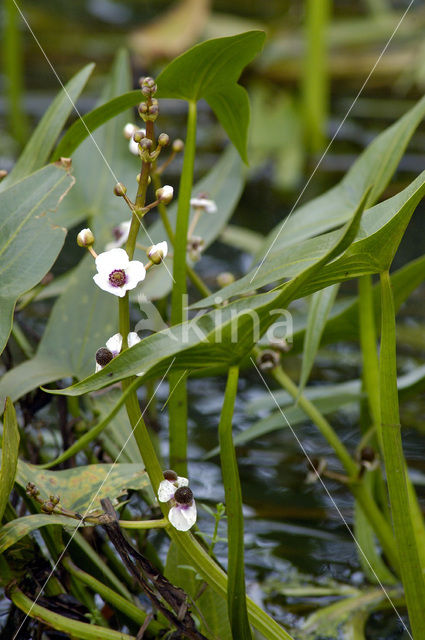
2, 2, 425, 638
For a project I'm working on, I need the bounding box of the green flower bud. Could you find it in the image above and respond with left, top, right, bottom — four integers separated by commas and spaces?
77, 228, 95, 247
158, 133, 170, 147
172, 139, 184, 153
113, 183, 127, 197
216, 272, 235, 287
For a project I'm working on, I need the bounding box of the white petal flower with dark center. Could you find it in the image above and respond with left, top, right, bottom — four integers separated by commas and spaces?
93, 248, 146, 297
168, 486, 197, 532
190, 197, 217, 214
157, 470, 189, 502
105, 220, 131, 251
157, 470, 195, 531
95, 333, 122, 372
95, 332, 143, 374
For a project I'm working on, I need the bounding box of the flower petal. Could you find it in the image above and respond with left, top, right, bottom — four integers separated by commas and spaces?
168, 502, 197, 531
176, 476, 189, 488
95, 248, 129, 274
106, 333, 123, 355
125, 260, 146, 289
127, 332, 141, 348
129, 138, 140, 156
93, 273, 128, 297
157, 480, 176, 502
105, 220, 131, 251
149, 241, 168, 260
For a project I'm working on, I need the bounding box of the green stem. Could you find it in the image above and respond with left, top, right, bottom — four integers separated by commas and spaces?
119, 518, 168, 529
218, 365, 252, 639
152, 169, 211, 299
358, 275, 382, 446
302, 0, 330, 152
62, 557, 161, 634
379, 270, 425, 636
4, 0, 28, 146
11, 322, 34, 358
168, 100, 197, 475
9, 585, 135, 640
40, 378, 141, 469
270, 364, 399, 571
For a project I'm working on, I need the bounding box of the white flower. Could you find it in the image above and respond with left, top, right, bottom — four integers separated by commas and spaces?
158, 474, 189, 502
105, 220, 131, 251
95, 333, 122, 372
93, 248, 146, 298
168, 487, 197, 532
148, 241, 168, 264
95, 331, 143, 374
123, 123, 137, 140
129, 137, 140, 156
157, 471, 196, 532
156, 185, 173, 204
190, 197, 217, 214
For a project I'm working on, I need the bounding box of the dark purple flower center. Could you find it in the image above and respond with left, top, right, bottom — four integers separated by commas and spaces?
112, 226, 124, 241
109, 269, 127, 287
174, 486, 193, 505
96, 348, 114, 367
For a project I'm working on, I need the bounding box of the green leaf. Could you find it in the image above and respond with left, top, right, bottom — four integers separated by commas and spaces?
0, 514, 86, 554
290, 252, 425, 351
0, 164, 71, 355
298, 284, 339, 394
379, 271, 425, 634
15, 460, 148, 513
156, 31, 266, 163
136, 145, 244, 300
257, 93, 425, 256
0, 398, 20, 520
204, 388, 358, 459
54, 32, 266, 164
0, 256, 116, 404
52, 90, 141, 161
54, 49, 134, 230
192, 170, 425, 307
218, 366, 252, 639
1, 64, 94, 190
165, 542, 232, 640
48, 188, 367, 396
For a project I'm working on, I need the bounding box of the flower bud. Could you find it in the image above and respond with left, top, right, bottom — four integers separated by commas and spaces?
133, 129, 146, 142
0, 169, 8, 181
139, 76, 157, 95
172, 139, 184, 153
158, 133, 170, 147
156, 185, 173, 204
256, 349, 280, 371
26, 482, 39, 497
140, 137, 152, 150
217, 272, 235, 288
147, 241, 168, 264
77, 228, 95, 247
114, 183, 127, 197
138, 102, 148, 117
